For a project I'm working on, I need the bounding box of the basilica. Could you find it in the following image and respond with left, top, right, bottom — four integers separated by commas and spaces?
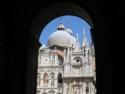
37, 21, 96, 94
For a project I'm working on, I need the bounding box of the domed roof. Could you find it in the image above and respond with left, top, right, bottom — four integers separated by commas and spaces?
48, 30, 76, 48
65, 28, 73, 35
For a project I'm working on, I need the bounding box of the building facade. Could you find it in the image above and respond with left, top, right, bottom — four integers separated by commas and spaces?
37, 22, 96, 94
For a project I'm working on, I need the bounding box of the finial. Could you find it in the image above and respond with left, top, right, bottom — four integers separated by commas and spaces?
82, 26, 89, 47
76, 32, 79, 42
58, 17, 65, 30
83, 26, 86, 36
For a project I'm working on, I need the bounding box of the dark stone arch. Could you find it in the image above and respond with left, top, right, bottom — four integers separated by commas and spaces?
25, 3, 94, 94
26, 3, 95, 94
9, 1, 113, 94
30, 2, 93, 41
0, 0, 125, 94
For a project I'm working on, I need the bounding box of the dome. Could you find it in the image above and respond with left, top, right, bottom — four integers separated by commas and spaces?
65, 28, 73, 35
48, 30, 76, 48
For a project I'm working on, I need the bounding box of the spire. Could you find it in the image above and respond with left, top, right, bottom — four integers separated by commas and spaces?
82, 27, 89, 47
67, 39, 70, 58
73, 32, 81, 52
83, 27, 86, 36
76, 32, 79, 42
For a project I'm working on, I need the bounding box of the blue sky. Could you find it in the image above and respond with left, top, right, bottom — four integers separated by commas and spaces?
39, 15, 92, 46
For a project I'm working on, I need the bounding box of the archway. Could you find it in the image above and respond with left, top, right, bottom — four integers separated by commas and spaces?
30, 3, 93, 41
36, 15, 96, 94
26, 2, 97, 94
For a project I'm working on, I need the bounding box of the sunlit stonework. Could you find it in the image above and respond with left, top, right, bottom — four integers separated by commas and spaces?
37, 21, 96, 94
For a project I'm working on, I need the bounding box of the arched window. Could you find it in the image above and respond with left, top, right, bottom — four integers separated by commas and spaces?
44, 73, 49, 84
58, 73, 63, 88
58, 73, 63, 84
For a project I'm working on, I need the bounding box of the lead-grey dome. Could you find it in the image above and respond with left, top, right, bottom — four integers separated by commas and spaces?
48, 22, 76, 48
48, 30, 76, 48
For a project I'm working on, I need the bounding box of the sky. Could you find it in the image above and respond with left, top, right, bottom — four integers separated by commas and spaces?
39, 15, 92, 46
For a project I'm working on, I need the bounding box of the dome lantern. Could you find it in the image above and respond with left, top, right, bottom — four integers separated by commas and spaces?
57, 22, 65, 30
48, 19, 76, 48
57, 17, 65, 30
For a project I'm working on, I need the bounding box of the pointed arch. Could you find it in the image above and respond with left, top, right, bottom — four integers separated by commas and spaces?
58, 72, 63, 84
43, 73, 49, 84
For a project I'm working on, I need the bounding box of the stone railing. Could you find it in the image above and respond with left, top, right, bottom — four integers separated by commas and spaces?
63, 73, 93, 78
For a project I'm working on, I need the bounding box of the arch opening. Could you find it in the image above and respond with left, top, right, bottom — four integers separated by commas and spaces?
27, 2, 97, 94
36, 15, 96, 94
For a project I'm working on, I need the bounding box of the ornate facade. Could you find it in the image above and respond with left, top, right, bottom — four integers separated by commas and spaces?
37, 21, 96, 94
